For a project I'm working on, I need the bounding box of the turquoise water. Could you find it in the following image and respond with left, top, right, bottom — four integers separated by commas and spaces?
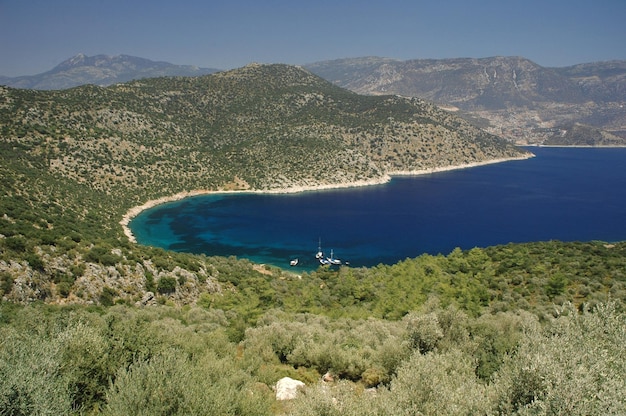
130, 147, 626, 271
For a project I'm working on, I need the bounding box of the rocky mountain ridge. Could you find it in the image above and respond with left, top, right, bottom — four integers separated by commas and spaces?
0, 53, 220, 90
304, 56, 626, 145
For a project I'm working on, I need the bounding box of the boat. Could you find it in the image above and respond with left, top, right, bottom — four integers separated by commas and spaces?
315, 238, 324, 259
326, 249, 341, 265
290, 258, 299, 267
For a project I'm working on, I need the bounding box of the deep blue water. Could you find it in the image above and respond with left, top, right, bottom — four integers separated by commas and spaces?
130, 147, 626, 271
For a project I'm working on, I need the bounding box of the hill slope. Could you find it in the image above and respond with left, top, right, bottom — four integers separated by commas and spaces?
1, 63, 527, 202
305, 57, 626, 144
0, 53, 220, 90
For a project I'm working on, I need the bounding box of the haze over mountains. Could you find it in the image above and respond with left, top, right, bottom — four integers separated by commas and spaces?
0, 53, 220, 90
1, 53, 625, 145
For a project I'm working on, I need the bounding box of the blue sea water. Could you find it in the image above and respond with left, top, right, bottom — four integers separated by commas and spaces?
130, 147, 626, 272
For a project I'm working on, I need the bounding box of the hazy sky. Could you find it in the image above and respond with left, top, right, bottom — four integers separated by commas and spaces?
1, 0, 625, 76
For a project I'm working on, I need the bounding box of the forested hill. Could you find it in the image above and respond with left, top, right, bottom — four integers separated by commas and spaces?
1, 63, 526, 205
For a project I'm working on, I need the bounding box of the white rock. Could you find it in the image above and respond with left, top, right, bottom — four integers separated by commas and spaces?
275, 377, 305, 400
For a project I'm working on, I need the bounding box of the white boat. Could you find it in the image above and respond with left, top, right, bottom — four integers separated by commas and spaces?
315, 238, 324, 259
290, 258, 299, 267
326, 249, 341, 265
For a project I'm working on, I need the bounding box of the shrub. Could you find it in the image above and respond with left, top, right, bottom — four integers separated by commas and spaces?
145, 272, 156, 292
157, 277, 177, 294
85, 245, 121, 266
70, 263, 86, 278
0, 272, 14, 296
494, 302, 626, 415
0, 323, 73, 415
361, 365, 388, 387
105, 349, 273, 415
100, 286, 117, 306
403, 312, 443, 353
57, 282, 72, 298
383, 349, 494, 416
4, 235, 28, 252
25, 253, 45, 272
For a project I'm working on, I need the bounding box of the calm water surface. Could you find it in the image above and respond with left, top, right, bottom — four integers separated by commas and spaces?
130, 147, 626, 271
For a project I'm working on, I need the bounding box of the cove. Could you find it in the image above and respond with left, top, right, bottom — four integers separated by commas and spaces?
129, 147, 626, 272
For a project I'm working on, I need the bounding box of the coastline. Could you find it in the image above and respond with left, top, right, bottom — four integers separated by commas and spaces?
530, 144, 626, 148
120, 154, 534, 243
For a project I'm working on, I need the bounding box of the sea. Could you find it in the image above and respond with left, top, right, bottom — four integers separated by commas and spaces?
129, 147, 626, 272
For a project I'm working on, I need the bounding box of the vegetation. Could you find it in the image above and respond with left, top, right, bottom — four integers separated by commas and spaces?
543, 122, 625, 146
0, 66, 623, 414
0, 301, 623, 415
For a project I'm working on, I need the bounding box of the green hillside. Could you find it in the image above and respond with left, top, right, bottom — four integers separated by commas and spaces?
1, 63, 526, 200
0, 65, 624, 415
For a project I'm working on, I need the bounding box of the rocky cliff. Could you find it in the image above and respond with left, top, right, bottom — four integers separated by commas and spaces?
305, 57, 626, 144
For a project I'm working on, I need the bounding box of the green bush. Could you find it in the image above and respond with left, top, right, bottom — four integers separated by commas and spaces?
145, 272, 156, 292
403, 312, 443, 354
4, 235, 28, 252
57, 281, 72, 298
494, 302, 626, 415
157, 277, 177, 294
0, 272, 13, 296
85, 245, 121, 266
100, 286, 118, 306
105, 349, 273, 415
25, 253, 45, 271
383, 349, 495, 416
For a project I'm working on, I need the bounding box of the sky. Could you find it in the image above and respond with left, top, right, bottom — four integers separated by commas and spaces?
1, 0, 625, 77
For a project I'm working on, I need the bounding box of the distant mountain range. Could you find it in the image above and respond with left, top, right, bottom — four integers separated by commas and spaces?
304, 57, 626, 144
0, 53, 220, 90
2, 54, 625, 145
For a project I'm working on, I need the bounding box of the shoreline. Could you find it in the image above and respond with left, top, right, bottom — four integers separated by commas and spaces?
120, 154, 534, 243
530, 144, 626, 148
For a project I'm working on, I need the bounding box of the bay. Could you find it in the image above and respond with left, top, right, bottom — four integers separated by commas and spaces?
130, 147, 626, 272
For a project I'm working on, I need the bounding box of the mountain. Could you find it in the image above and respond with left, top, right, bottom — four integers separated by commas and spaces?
0, 63, 527, 202
305, 57, 626, 145
0, 53, 221, 90
6, 54, 624, 145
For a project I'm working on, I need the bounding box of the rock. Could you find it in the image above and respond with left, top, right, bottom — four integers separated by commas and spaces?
275, 377, 305, 400
136, 291, 155, 306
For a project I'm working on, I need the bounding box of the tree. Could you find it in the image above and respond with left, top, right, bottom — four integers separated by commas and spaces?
157, 277, 177, 294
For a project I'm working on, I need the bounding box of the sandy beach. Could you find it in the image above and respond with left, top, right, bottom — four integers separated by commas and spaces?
119, 154, 534, 243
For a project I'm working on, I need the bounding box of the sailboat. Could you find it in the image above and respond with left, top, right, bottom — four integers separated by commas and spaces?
326, 249, 341, 265
315, 238, 324, 259
319, 257, 331, 265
